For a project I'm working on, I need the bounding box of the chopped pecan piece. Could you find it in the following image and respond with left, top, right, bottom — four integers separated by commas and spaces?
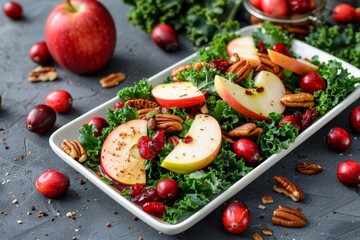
262, 227, 273, 236
99, 72, 126, 88
273, 176, 304, 202
228, 123, 263, 138
61, 139, 87, 163
125, 99, 159, 109
280, 93, 314, 108
167, 135, 180, 146
225, 59, 252, 83
261, 195, 273, 204
252, 232, 264, 240
272, 205, 307, 228
296, 163, 323, 175
28, 66, 57, 82
155, 114, 183, 132
256, 53, 283, 78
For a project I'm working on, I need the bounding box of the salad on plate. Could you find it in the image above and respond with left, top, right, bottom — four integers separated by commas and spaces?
56, 22, 360, 227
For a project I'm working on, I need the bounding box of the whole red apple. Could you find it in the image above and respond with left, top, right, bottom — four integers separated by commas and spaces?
35, 170, 70, 198
45, 0, 116, 74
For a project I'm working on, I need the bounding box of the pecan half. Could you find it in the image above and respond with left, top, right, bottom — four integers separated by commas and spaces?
273, 176, 304, 202
125, 99, 159, 109
256, 53, 283, 79
28, 66, 57, 82
272, 205, 307, 228
225, 59, 252, 83
99, 72, 126, 88
167, 135, 180, 146
296, 163, 323, 175
61, 140, 87, 163
138, 107, 159, 120
228, 123, 263, 138
280, 93, 314, 108
155, 114, 183, 132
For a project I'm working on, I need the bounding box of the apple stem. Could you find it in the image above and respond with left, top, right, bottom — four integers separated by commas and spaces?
66, 0, 76, 12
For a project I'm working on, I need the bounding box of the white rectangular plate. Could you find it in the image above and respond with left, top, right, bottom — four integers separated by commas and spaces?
49, 25, 360, 235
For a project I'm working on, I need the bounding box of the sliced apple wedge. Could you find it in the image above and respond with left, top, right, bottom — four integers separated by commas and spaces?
161, 114, 222, 174
215, 71, 286, 120
100, 119, 147, 186
151, 81, 206, 108
267, 49, 318, 75
226, 36, 261, 67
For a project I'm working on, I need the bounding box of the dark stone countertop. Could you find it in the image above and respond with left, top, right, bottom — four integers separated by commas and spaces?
1, 0, 359, 239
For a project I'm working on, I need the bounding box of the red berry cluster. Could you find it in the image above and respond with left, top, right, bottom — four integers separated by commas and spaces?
138, 130, 165, 160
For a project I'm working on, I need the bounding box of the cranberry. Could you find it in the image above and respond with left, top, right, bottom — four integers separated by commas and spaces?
326, 127, 351, 152
300, 72, 326, 94
151, 24, 179, 52
287, 0, 311, 13
138, 136, 156, 160
156, 178, 178, 202
130, 185, 157, 204
149, 130, 165, 152
273, 43, 291, 57
45, 90, 72, 113
35, 170, 70, 198
3, 1, 23, 20
26, 104, 56, 134
349, 106, 360, 133
211, 59, 230, 72
113, 101, 125, 110
232, 138, 262, 165
142, 201, 166, 215
29, 42, 51, 65
257, 41, 267, 54
222, 201, 250, 234
294, 108, 317, 131
333, 3, 357, 24
279, 115, 301, 131
337, 160, 360, 187
87, 116, 108, 137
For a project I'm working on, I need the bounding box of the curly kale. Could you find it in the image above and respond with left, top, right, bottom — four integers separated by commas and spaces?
305, 24, 360, 68
123, 0, 242, 46
252, 21, 294, 49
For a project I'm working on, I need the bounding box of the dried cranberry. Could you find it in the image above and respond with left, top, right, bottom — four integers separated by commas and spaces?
258, 41, 267, 54
131, 186, 157, 204
142, 201, 166, 215
113, 101, 125, 110
150, 130, 165, 152
294, 108, 317, 131
211, 59, 230, 72
273, 43, 291, 57
138, 136, 156, 160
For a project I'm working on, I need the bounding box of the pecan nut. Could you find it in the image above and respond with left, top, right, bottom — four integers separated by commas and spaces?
125, 99, 159, 109
171, 62, 209, 81
28, 66, 57, 82
225, 58, 252, 83
296, 163, 323, 175
99, 72, 126, 88
167, 135, 180, 146
280, 93, 314, 108
228, 123, 263, 138
256, 53, 283, 78
252, 232, 264, 240
273, 176, 304, 202
272, 205, 307, 228
61, 140, 87, 163
138, 107, 159, 120
155, 114, 183, 132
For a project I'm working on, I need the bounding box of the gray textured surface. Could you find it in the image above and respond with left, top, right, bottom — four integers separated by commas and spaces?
1, 0, 360, 239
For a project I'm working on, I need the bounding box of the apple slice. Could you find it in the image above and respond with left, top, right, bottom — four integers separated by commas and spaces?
215, 71, 286, 121
152, 81, 206, 108
267, 49, 318, 75
226, 36, 261, 67
161, 114, 222, 174
100, 119, 147, 185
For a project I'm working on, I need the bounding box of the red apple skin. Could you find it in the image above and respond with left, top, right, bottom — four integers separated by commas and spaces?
35, 170, 70, 198
45, 0, 116, 74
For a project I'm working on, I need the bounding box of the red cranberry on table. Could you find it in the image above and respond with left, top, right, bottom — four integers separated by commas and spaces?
151, 23, 179, 52
35, 170, 70, 198
3, 1, 23, 20
26, 104, 56, 134
349, 106, 360, 133
300, 72, 326, 94
29, 42, 52, 65
233, 138, 262, 165
45, 90, 72, 113
333, 3, 357, 24
222, 201, 250, 234
337, 160, 360, 188
326, 127, 351, 152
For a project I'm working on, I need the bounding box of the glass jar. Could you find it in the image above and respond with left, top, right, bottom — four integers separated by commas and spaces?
243, 0, 327, 38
